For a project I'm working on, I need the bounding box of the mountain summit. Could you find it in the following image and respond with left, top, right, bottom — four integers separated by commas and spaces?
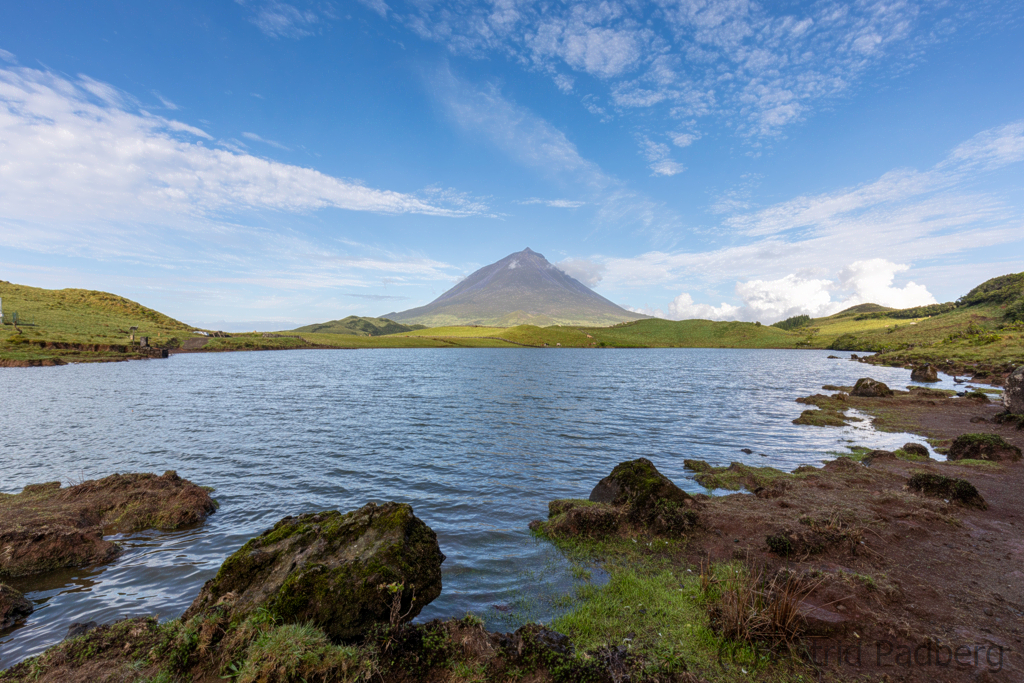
384, 248, 646, 327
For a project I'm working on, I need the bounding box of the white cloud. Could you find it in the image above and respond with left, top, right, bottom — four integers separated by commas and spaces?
662, 260, 937, 323
553, 74, 575, 93
393, 0, 1004, 138
240, 1, 327, 39
666, 293, 739, 320
670, 131, 700, 147
637, 135, 686, 176
357, 0, 389, 19
0, 49, 16, 64
0, 64, 482, 237
556, 258, 606, 287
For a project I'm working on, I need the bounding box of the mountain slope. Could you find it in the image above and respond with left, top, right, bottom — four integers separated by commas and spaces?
384, 248, 646, 327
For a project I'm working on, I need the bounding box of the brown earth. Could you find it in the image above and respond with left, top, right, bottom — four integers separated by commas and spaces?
679, 391, 1024, 682
0, 472, 217, 577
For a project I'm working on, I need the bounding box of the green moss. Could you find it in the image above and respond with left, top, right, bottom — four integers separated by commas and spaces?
907, 473, 987, 509
235, 623, 369, 683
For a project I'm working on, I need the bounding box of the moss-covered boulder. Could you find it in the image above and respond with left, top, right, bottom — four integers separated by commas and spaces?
588, 458, 700, 533
910, 364, 939, 382
0, 582, 32, 628
902, 443, 930, 459
851, 378, 893, 397
184, 502, 445, 641
947, 433, 1022, 462
1005, 366, 1024, 413
907, 473, 987, 509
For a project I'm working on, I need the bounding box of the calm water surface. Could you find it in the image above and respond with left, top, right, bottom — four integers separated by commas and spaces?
0, 348, 965, 667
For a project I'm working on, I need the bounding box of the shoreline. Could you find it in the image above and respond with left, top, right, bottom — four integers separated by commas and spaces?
2, 370, 1022, 681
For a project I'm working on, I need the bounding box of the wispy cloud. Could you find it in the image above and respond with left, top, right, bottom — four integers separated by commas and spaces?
242, 131, 292, 151
431, 66, 680, 236
518, 198, 586, 208
238, 0, 332, 39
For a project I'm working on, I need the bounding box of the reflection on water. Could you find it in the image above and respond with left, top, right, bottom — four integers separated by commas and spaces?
0, 348, 961, 667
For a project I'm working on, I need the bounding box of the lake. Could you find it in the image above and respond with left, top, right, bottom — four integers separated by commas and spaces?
0, 348, 962, 667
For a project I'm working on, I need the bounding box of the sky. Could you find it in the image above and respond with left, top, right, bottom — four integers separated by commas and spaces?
1, 1, 1023, 329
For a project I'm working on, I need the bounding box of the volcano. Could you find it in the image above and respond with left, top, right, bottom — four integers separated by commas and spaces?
384, 248, 646, 327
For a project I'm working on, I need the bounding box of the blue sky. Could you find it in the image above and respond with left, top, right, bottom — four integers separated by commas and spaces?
1, 1, 1022, 328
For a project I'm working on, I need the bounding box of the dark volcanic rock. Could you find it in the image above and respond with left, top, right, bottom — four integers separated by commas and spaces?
851, 378, 894, 397
65, 621, 99, 639
947, 433, 1022, 462
1005, 366, 1024, 414
0, 583, 32, 628
907, 473, 987, 509
911, 364, 939, 382
184, 503, 445, 641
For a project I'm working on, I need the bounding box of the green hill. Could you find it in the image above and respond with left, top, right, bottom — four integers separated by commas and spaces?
289, 316, 425, 336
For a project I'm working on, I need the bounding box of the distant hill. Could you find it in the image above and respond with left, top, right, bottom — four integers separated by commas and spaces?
289, 316, 425, 336
384, 248, 647, 327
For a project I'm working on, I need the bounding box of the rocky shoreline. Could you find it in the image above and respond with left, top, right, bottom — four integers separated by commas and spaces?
2, 371, 1023, 682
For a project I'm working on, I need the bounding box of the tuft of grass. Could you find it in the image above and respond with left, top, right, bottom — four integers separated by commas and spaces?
235, 623, 371, 683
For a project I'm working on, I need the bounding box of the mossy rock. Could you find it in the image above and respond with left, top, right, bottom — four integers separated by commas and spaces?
907, 473, 987, 509
851, 378, 893, 397
902, 443, 930, 459
793, 409, 852, 427
184, 503, 445, 641
910, 364, 939, 382
947, 433, 1022, 462
0, 582, 33, 628
587, 458, 700, 535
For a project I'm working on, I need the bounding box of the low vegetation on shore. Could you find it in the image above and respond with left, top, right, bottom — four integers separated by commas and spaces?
3, 273, 1022, 383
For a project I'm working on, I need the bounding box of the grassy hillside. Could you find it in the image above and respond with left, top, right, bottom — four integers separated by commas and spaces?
0, 281, 196, 363
288, 316, 426, 336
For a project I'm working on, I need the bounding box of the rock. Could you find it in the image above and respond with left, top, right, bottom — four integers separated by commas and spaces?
0, 583, 33, 628
683, 459, 713, 473
184, 503, 445, 641
947, 434, 1023, 462
740, 448, 753, 454
850, 378, 894, 397
827, 355, 840, 359
907, 473, 987, 509
1, 471, 217, 578
910, 364, 939, 382
796, 601, 850, 636
861, 450, 895, 465
1005, 366, 1024, 414
65, 621, 99, 639
902, 443, 930, 458
540, 501, 623, 538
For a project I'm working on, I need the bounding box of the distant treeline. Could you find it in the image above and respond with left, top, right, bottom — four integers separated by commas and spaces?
771, 315, 812, 331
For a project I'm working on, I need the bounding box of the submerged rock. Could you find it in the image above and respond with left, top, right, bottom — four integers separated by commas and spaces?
907, 473, 987, 509
184, 502, 445, 641
0, 583, 32, 628
1005, 366, 1024, 414
947, 433, 1022, 462
850, 378, 893, 397
910, 364, 939, 382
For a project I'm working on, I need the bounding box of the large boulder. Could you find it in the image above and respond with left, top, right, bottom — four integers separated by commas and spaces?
947, 434, 1022, 462
0, 583, 32, 628
850, 378, 894, 397
907, 473, 986, 509
910, 364, 939, 382
1005, 366, 1024, 414
184, 503, 445, 641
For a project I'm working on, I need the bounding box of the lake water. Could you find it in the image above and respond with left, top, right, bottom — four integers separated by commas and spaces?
0, 348, 965, 667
